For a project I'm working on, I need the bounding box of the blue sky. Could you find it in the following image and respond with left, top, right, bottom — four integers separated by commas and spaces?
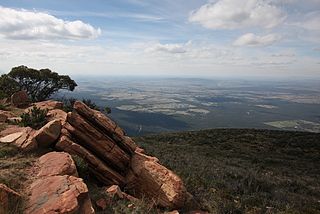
0, 0, 319, 78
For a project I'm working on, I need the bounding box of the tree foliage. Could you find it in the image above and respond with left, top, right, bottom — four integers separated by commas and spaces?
0, 65, 77, 101
0, 74, 20, 99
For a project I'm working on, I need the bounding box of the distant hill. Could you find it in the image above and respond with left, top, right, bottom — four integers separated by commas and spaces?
134, 129, 320, 213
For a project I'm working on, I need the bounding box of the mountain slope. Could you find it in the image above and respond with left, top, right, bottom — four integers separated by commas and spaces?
134, 129, 320, 214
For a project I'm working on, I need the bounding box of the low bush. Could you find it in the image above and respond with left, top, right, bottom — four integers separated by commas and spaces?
20, 106, 47, 129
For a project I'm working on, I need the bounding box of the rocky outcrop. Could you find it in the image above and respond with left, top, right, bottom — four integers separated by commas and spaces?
0, 110, 14, 122
127, 151, 187, 208
26, 175, 94, 214
0, 127, 37, 152
26, 152, 94, 214
33, 119, 61, 148
11, 91, 29, 107
0, 183, 21, 214
56, 101, 189, 209
46, 109, 67, 124
0, 119, 62, 151
37, 152, 78, 177
26, 100, 63, 112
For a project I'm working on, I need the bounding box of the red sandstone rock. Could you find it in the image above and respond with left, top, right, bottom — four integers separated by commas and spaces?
25, 100, 63, 112
33, 119, 61, 148
127, 151, 187, 209
25, 175, 94, 214
55, 134, 125, 185
73, 101, 137, 153
37, 152, 78, 177
66, 111, 130, 172
0, 110, 14, 122
96, 198, 108, 210
46, 109, 67, 124
0, 183, 21, 214
0, 127, 37, 152
105, 185, 124, 199
11, 91, 29, 107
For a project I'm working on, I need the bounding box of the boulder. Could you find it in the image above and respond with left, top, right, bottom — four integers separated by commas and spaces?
25, 100, 63, 112
6, 117, 22, 124
33, 119, 61, 148
14, 127, 37, 152
0, 110, 14, 122
0, 125, 25, 137
25, 175, 94, 214
126, 151, 187, 209
0, 183, 21, 214
46, 109, 67, 124
0, 127, 37, 152
37, 152, 78, 177
105, 185, 124, 199
0, 132, 23, 143
11, 91, 29, 107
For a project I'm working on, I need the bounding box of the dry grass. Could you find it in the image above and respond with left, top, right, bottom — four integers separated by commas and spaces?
0, 143, 38, 213
134, 129, 320, 214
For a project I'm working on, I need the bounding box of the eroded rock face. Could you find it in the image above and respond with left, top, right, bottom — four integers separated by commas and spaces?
11, 91, 29, 107
25, 100, 63, 112
26, 175, 94, 214
33, 119, 61, 148
26, 152, 94, 214
0, 127, 37, 152
37, 152, 78, 177
0, 183, 21, 214
46, 109, 67, 124
55, 101, 190, 209
127, 151, 187, 208
0, 110, 14, 122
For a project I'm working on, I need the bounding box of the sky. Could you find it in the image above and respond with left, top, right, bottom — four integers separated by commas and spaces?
0, 0, 319, 78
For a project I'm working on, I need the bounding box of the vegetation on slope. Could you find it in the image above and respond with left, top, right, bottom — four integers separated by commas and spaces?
134, 129, 320, 214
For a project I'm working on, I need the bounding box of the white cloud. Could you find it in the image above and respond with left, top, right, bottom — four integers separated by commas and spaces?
233, 33, 281, 46
189, 0, 285, 29
145, 42, 189, 54
300, 11, 320, 31
0, 6, 101, 40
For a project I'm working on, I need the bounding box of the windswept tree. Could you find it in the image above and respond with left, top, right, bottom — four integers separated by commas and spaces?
0, 65, 77, 101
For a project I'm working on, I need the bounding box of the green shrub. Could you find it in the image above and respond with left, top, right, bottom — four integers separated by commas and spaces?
82, 98, 100, 110
20, 106, 48, 129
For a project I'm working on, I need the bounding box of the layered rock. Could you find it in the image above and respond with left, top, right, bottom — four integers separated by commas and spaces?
0, 119, 62, 151
26, 152, 94, 214
56, 101, 189, 209
0, 127, 37, 152
0, 183, 21, 214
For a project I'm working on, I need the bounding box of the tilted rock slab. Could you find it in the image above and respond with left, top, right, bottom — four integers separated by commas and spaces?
0, 183, 21, 214
26, 152, 94, 214
56, 101, 189, 209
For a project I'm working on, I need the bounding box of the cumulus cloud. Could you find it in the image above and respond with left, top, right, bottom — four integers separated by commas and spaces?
145, 42, 188, 54
233, 33, 281, 46
189, 0, 285, 29
0, 6, 101, 40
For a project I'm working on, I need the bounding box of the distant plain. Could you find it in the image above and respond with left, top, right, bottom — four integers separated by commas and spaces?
57, 77, 320, 135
